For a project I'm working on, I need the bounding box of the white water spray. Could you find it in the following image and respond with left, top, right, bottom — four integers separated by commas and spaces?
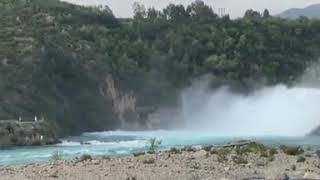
179, 82, 320, 136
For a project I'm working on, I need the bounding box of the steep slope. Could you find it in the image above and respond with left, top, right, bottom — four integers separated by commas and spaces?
0, 0, 121, 134
279, 4, 320, 19
1, 0, 320, 135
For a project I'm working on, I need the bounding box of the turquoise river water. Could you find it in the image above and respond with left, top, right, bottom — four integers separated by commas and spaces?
1, 130, 320, 166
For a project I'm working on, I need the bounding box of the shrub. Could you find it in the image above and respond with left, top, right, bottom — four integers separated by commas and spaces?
210, 149, 218, 155
214, 148, 231, 162
269, 147, 278, 155
280, 145, 304, 156
232, 155, 248, 164
138, 154, 155, 164
169, 147, 181, 154
133, 151, 146, 157
146, 138, 162, 154
267, 156, 275, 162
234, 142, 277, 158
80, 154, 92, 161
202, 145, 213, 152
305, 153, 312, 158
297, 156, 306, 163
182, 146, 194, 152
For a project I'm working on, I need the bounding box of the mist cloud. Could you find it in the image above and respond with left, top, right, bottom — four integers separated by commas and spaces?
179, 81, 320, 136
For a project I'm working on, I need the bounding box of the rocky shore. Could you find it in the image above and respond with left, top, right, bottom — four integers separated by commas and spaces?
1, 142, 320, 180
0, 120, 59, 147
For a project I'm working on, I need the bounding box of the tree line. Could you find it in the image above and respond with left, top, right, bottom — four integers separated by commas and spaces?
1, 0, 320, 134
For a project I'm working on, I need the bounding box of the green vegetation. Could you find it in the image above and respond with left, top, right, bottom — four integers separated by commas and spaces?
1, 0, 320, 134
232, 155, 248, 164
138, 154, 155, 164
80, 154, 92, 161
234, 142, 277, 158
51, 150, 63, 162
133, 151, 146, 157
297, 155, 306, 163
210, 148, 231, 162
210, 142, 278, 163
146, 138, 162, 154
280, 145, 304, 155
182, 146, 195, 152
169, 147, 181, 154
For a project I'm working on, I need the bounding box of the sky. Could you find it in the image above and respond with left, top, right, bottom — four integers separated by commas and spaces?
62, 0, 320, 18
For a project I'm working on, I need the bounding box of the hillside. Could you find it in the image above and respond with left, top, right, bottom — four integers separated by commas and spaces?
1, 0, 320, 135
279, 4, 320, 19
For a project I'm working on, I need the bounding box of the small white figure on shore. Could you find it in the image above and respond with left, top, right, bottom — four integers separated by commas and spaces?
40, 135, 43, 141
34, 116, 38, 122
19, 116, 22, 122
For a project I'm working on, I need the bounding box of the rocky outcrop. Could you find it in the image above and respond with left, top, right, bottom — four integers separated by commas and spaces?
0, 120, 60, 147
100, 75, 140, 129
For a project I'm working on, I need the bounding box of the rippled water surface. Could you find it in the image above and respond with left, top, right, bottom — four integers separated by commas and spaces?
1, 130, 320, 166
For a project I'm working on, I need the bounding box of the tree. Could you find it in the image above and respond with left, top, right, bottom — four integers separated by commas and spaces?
263, 9, 270, 18
133, 2, 146, 19
244, 9, 261, 19
163, 4, 189, 23
147, 7, 159, 20
187, 0, 217, 22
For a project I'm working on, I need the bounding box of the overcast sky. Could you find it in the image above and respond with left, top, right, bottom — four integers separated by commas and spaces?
62, 0, 320, 18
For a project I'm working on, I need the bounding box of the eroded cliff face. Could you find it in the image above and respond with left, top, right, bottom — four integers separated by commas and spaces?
100, 76, 141, 130
99, 75, 184, 130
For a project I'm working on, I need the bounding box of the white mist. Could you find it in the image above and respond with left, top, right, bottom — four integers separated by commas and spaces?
180, 83, 320, 136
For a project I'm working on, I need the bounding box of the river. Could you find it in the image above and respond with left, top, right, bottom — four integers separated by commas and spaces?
1, 130, 320, 166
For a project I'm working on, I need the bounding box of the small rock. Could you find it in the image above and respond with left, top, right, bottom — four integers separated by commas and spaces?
303, 172, 320, 179
91, 160, 100, 165
224, 166, 230, 171
48, 171, 59, 178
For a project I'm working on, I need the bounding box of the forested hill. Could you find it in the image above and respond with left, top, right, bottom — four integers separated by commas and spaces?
1, 0, 320, 135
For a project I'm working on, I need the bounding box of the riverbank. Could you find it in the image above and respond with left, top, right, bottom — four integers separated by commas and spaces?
1, 142, 320, 180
